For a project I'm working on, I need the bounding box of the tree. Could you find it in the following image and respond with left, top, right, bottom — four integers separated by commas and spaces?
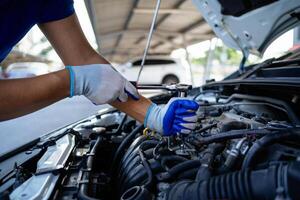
192, 44, 243, 66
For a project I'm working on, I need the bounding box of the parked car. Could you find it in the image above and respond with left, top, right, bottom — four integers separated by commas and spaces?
5, 62, 50, 79
2, 1, 300, 200
117, 56, 190, 84
0, 66, 4, 79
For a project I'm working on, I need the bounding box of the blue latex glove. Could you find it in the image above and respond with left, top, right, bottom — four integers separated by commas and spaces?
144, 98, 199, 136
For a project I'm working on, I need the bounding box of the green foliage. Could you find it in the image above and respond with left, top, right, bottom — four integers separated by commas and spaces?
191, 57, 207, 65
191, 45, 243, 66
39, 46, 53, 57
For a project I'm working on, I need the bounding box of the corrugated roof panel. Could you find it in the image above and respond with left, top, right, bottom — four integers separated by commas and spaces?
86, 0, 214, 63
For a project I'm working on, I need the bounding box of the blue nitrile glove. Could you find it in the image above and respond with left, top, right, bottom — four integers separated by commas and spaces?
66, 64, 139, 104
144, 98, 199, 136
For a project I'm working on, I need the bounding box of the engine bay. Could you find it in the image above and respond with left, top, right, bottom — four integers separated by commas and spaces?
1, 84, 300, 200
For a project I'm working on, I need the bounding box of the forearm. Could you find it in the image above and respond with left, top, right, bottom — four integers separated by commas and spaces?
78, 53, 153, 123
0, 69, 69, 121
40, 13, 153, 123
111, 95, 152, 124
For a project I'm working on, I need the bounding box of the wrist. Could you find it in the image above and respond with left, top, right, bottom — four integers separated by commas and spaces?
65, 66, 75, 97
52, 69, 70, 98
144, 103, 157, 128
144, 103, 163, 133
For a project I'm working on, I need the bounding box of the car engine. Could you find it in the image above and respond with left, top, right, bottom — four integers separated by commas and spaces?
2, 85, 300, 200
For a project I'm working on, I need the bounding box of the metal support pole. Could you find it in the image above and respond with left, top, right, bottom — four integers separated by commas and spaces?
182, 34, 194, 86
136, 0, 161, 83
294, 27, 300, 45
203, 39, 216, 84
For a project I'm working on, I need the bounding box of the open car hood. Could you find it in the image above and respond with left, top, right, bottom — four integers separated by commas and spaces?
192, 0, 300, 57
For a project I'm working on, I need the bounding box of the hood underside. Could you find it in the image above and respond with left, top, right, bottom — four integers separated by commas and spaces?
192, 0, 300, 57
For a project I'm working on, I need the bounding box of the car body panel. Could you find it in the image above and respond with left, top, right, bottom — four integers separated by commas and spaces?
6, 62, 50, 79
192, 0, 300, 56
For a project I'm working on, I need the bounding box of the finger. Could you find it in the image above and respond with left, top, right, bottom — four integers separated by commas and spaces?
118, 90, 128, 102
180, 129, 191, 134
182, 115, 198, 123
174, 113, 197, 121
178, 100, 199, 111
125, 81, 140, 100
174, 115, 197, 124
180, 122, 196, 130
173, 124, 192, 134
175, 108, 197, 115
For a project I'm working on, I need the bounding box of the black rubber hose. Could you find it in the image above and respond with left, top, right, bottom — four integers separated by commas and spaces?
118, 141, 158, 189
196, 123, 218, 134
242, 130, 300, 169
177, 168, 199, 179
158, 160, 201, 181
196, 143, 224, 181
120, 159, 162, 194
119, 136, 147, 171
138, 150, 153, 189
160, 155, 188, 170
119, 140, 158, 179
121, 186, 153, 200
195, 166, 211, 181
167, 162, 300, 200
152, 140, 166, 158
120, 140, 158, 176
220, 121, 249, 132
112, 125, 144, 170
78, 137, 102, 200
192, 129, 271, 145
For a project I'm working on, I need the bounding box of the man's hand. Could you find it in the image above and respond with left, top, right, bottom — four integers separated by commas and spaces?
144, 98, 199, 136
66, 64, 139, 104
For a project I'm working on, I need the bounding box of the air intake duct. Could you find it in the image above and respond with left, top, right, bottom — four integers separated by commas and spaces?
167, 162, 300, 200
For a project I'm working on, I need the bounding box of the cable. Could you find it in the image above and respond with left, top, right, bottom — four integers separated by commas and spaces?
136, 0, 161, 83
242, 129, 300, 169
112, 125, 144, 171
138, 150, 153, 189
191, 128, 271, 145
78, 137, 103, 200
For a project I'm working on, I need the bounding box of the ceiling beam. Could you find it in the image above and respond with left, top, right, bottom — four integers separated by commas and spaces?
100, 29, 180, 38
154, 0, 187, 29
134, 0, 187, 46
112, 0, 140, 59
103, 50, 170, 57
179, 18, 207, 33
101, 27, 213, 55
100, 29, 207, 39
134, 8, 198, 15
151, 18, 209, 50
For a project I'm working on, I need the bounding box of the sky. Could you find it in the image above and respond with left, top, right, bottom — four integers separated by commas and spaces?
16, 1, 295, 65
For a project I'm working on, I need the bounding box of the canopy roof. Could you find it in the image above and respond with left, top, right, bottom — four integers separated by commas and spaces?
85, 0, 214, 63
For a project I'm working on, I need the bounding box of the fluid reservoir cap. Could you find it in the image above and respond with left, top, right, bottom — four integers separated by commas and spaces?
92, 127, 106, 134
